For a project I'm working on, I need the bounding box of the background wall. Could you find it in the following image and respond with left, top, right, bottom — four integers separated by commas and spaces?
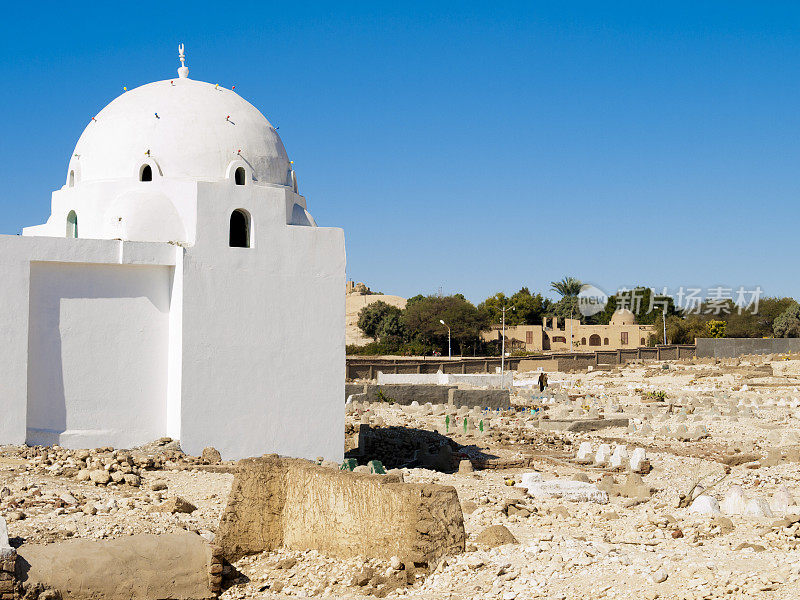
695, 338, 800, 359
27, 262, 171, 448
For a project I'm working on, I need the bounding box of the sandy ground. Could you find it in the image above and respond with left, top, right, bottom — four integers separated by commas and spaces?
5, 356, 800, 599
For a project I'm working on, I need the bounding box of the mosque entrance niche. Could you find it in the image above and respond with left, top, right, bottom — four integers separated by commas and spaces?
229, 209, 250, 248
234, 167, 246, 185
66, 211, 78, 238
589, 334, 601, 346
140, 164, 153, 182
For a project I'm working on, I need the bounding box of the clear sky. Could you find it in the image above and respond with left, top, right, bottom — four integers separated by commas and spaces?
1, 2, 798, 304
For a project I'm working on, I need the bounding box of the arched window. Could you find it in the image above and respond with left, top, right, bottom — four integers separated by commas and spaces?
641, 338, 646, 346
68, 170, 75, 187
603, 337, 609, 345
589, 334, 601, 346
234, 166, 246, 185
140, 164, 152, 182
66, 211, 78, 238
581, 337, 586, 345
229, 209, 250, 247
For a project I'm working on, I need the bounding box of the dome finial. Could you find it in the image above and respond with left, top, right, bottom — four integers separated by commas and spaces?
177, 43, 189, 78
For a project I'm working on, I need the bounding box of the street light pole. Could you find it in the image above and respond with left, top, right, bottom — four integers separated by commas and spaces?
501, 308, 506, 377
439, 319, 451, 359
500, 304, 514, 387
570, 305, 574, 352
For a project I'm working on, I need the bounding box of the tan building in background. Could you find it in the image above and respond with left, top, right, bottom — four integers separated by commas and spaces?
482, 309, 656, 352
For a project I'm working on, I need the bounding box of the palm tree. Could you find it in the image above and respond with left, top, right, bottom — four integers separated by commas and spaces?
550, 277, 582, 298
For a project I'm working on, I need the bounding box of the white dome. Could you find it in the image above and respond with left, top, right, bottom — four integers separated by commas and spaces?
71, 77, 291, 186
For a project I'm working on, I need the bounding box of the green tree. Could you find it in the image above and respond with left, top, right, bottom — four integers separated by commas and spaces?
402, 295, 489, 355
725, 297, 796, 338
405, 294, 425, 308
512, 287, 549, 324
662, 314, 709, 345
478, 287, 549, 325
774, 302, 800, 338
550, 277, 582, 298
376, 310, 407, 343
478, 292, 512, 324
357, 301, 402, 340
707, 320, 727, 338
548, 296, 580, 321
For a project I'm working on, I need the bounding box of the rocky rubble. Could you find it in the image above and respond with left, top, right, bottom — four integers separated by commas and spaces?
4, 356, 800, 598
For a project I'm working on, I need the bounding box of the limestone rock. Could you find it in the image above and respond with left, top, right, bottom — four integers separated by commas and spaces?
157, 496, 197, 514
89, 470, 111, 485
629, 447, 649, 473
771, 486, 795, 514
576, 442, 593, 464
743, 498, 773, 518
610, 445, 629, 470
594, 443, 612, 466
721, 486, 747, 515
202, 447, 222, 463
524, 479, 609, 504
475, 525, 518, 548
651, 569, 668, 584
458, 459, 474, 473
689, 495, 721, 516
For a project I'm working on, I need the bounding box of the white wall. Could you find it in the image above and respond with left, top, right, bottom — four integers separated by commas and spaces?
27, 262, 171, 448
0, 235, 175, 447
4, 176, 345, 462
178, 181, 345, 461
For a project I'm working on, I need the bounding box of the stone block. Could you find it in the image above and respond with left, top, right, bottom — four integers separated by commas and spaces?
448, 388, 510, 410
216, 455, 465, 565
16, 533, 213, 600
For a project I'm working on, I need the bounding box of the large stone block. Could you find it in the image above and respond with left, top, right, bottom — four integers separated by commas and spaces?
447, 388, 510, 410
217, 455, 465, 565
16, 533, 215, 600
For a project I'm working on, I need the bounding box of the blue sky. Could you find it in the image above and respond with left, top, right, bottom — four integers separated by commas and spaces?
1, 2, 798, 304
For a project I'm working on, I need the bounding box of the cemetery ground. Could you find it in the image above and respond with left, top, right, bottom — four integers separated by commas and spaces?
4, 357, 800, 598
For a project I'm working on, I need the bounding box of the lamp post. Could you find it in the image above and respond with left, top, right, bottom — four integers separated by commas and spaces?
500, 305, 514, 388
439, 319, 451, 359
570, 305, 574, 352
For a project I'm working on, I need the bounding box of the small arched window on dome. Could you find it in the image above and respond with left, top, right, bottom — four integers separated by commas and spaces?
229, 209, 251, 248
68, 170, 75, 188
66, 211, 78, 238
140, 164, 153, 182
234, 167, 246, 186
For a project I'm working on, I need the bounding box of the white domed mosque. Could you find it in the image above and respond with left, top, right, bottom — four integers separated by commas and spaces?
1, 46, 345, 461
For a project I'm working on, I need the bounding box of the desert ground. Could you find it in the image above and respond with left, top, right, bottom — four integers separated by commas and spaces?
4, 356, 800, 599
